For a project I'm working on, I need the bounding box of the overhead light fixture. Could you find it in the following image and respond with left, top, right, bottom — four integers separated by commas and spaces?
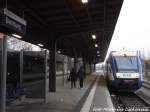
38, 43, 44, 47
97, 51, 100, 54
95, 44, 98, 48
12, 34, 22, 39
82, 0, 88, 4
57, 50, 61, 54
92, 34, 96, 40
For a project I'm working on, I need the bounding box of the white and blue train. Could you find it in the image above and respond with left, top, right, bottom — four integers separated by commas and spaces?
105, 51, 143, 92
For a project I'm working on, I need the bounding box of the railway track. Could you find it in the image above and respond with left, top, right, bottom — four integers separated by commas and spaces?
111, 92, 150, 112
142, 81, 150, 89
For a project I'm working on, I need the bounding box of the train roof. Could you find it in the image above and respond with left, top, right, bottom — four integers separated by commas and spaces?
110, 51, 137, 56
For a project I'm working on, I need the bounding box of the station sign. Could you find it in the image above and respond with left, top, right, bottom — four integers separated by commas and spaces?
0, 8, 27, 35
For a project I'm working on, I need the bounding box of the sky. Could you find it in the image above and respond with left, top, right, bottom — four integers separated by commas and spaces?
105, 0, 150, 60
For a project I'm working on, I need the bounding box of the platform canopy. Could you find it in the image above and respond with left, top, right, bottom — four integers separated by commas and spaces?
3, 0, 123, 63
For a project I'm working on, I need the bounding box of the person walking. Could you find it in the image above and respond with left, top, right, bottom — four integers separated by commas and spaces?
70, 68, 76, 88
78, 67, 85, 88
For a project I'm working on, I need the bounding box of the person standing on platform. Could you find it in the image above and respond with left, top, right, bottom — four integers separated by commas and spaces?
78, 66, 85, 88
70, 68, 76, 88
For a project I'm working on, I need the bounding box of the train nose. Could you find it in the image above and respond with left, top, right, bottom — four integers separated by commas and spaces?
123, 80, 137, 85
117, 79, 139, 90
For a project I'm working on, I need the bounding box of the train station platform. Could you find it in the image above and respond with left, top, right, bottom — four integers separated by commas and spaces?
6, 74, 96, 112
6, 73, 114, 112
81, 73, 114, 112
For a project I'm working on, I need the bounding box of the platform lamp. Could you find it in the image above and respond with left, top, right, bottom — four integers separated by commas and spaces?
12, 34, 23, 39
92, 34, 96, 40
95, 44, 98, 48
81, 0, 88, 4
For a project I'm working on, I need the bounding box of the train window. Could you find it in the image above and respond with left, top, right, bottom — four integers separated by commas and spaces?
23, 56, 44, 74
23, 52, 45, 83
7, 53, 20, 83
114, 56, 138, 72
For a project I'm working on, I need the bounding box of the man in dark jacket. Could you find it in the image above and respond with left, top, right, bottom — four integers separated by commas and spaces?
70, 68, 76, 88
78, 67, 85, 88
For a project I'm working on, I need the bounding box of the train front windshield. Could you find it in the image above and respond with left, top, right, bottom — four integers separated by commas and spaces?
114, 56, 138, 72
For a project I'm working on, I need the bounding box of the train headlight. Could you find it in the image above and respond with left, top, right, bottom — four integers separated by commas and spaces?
134, 73, 139, 78
116, 73, 122, 78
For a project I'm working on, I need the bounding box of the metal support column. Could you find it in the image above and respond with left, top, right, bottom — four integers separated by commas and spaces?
83, 60, 86, 78
44, 50, 48, 103
62, 56, 65, 85
94, 64, 96, 72
103, 0, 106, 42
74, 55, 78, 74
74, 49, 78, 74
49, 43, 56, 92
90, 63, 92, 74
0, 35, 7, 112
20, 50, 23, 86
